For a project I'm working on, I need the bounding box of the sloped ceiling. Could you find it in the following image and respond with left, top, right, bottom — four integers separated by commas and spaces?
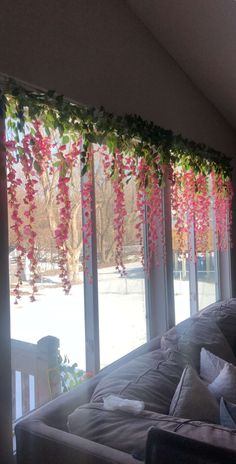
127, 0, 236, 130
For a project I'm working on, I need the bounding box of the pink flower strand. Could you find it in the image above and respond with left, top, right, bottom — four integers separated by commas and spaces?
171, 168, 194, 259
5, 138, 26, 303
81, 147, 93, 283
55, 162, 72, 294
146, 172, 164, 268
194, 174, 210, 254
135, 157, 164, 272
21, 134, 39, 301
31, 120, 52, 173
54, 138, 82, 293
112, 149, 128, 276
135, 158, 149, 269
211, 172, 233, 251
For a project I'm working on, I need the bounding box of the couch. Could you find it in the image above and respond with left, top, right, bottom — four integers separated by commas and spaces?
15, 299, 236, 464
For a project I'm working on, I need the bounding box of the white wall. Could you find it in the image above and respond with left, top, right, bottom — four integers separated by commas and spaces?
0, 0, 235, 156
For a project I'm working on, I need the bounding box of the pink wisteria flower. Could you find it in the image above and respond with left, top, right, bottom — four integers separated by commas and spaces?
5, 110, 233, 303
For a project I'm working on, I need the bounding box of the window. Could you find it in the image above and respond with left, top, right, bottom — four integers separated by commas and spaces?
172, 212, 191, 324
94, 154, 147, 367
0, 84, 233, 461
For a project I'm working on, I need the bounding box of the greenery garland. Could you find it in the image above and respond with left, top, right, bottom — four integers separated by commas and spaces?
0, 77, 232, 180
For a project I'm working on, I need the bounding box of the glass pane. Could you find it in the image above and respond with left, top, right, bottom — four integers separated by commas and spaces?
172, 214, 191, 324
94, 153, 147, 368
197, 224, 218, 310
9, 158, 86, 425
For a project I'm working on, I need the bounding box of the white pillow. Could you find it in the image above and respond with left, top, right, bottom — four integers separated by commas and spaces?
200, 348, 226, 383
208, 363, 236, 403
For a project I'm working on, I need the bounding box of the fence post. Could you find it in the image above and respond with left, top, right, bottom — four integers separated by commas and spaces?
36, 336, 61, 406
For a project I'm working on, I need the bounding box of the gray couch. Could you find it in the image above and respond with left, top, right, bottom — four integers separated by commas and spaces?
15, 299, 236, 464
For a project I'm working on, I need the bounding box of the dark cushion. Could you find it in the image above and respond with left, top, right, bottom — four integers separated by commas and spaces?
169, 365, 219, 424
143, 414, 236, 453
220, 397, 236, 429
161, 315, 236, 371
91, 349, 187, 414
146, 426, 236, 464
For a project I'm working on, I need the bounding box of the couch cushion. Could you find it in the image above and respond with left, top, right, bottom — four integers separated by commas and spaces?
201, 299, 236, 355
68, 405, 236, 458
169, 365, 219, 424
146, 425, 236, 464
146, 415, 236, 453
200, 348, 227, 383
68, 403, 172, 457
91, 349, 187, 414
208, 363, 236, 403
220, 397, 236, 429
161, 315, 236, 371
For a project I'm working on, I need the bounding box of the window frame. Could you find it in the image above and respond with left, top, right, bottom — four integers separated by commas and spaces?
0, 110, 14, 463
0, 110, 233, 461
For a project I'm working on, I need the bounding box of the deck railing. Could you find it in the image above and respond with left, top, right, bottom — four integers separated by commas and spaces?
11, 336, 61, 422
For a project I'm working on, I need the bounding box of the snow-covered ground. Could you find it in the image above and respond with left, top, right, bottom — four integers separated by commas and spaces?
10, 264, 216, 371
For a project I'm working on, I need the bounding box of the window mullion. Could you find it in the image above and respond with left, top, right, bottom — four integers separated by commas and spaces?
188, 217, 199, 315
145, 176, 175, 339
212, 204, 221, 301
218, 208, 232, 299
163, 174, 175, 329
0, 109, 13, 462
143, 203, 152, 340
81, 156, 100, 374
144, 209, 168, 338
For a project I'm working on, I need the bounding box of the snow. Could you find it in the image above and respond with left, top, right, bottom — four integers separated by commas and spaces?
10, 264, 216, 371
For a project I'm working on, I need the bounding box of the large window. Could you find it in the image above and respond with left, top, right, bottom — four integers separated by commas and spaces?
6, 149, 231, 429
0, 85, 233, 462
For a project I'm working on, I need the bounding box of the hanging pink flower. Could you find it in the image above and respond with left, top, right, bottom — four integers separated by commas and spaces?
171, 168, 197, 261
100, 144, 112, 178
211, 172, 233, 251
135, 156, 164, 272
194, 174, 210, 254
146, 171, 164, 268
54, 145, 73, 294
112, 149, 128, 276
31, 120, 52, 173
20, 133, 39, 301
5, 137, 26, 303
81, 145, 94, 283
4, 94, 234, 303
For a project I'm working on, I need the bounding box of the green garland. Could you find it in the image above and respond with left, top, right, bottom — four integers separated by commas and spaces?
0, 77, 232, 179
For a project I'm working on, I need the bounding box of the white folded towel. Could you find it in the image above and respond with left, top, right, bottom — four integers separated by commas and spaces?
103, 395, 145, 414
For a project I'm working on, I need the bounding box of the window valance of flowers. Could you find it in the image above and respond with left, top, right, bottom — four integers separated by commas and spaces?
0, 79, 233, 302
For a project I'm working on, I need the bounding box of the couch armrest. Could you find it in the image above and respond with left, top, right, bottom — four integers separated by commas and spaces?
146, 427, 236, 464
15, 418, 138, 464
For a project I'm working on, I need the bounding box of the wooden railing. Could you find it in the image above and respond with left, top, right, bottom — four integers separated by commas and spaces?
11, 336, 61, 422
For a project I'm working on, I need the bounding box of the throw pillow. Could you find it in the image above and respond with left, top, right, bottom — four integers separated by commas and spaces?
200, 348, 226, 383
208, 363, 236, 403
169, 365, 219, 423
92, 349, 188, 414
201, 299, 236, 355
220, 397, 236, 429
161, 316, 236, 372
